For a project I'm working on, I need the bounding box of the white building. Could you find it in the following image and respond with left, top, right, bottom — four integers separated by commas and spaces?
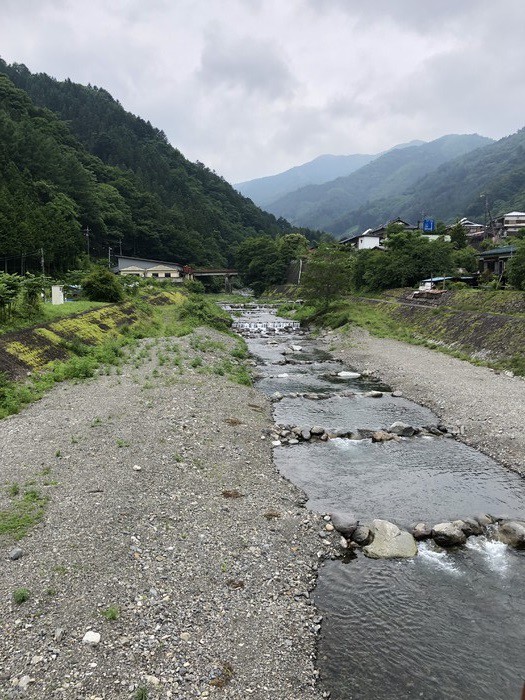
494, 212, 525, 237
115, 256, 184, 280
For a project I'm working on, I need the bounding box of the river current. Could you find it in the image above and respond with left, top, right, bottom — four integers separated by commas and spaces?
227, 304, 525, 700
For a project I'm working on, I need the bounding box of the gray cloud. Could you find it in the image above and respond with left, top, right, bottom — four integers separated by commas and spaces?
197, 31, 297, 99
1, 0, 525, 182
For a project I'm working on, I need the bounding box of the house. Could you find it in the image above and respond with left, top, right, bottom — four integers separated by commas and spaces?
340, 217, 446, 249
493, 212, 525, 237
115, 255, 184, 280
478, 245, 517, 277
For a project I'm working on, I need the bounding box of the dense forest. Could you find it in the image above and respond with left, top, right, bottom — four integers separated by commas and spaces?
0, 59, 319, 274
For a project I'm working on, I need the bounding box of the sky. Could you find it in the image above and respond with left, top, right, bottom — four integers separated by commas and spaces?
1, 0, 525, 184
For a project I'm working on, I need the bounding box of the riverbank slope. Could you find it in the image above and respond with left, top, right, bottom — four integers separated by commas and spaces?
326, 326, 525, 476
0, 328, 323, 699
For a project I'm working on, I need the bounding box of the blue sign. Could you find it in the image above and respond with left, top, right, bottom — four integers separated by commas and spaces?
423, 219, 435, 232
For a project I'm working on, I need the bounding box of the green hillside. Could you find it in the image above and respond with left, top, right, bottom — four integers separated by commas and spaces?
266, 134, 493, 232
0, 59, 314, 274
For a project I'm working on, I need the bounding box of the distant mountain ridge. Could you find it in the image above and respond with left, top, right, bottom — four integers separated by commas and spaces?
264, 134, 493, 233
235, 139, 426, 208
330, 127, 525, 236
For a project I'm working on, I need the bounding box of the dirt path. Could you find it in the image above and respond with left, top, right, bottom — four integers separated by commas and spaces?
0, 330, 324, 700
325, 326, 525, 476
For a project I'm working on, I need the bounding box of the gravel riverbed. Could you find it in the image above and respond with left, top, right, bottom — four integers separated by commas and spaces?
0, 329, 326, 700
326, 326, 525, 476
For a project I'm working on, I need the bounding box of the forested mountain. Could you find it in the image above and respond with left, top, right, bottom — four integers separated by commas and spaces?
265, 134, 493, 233
235, 153, 377, 207
0, 59, 311, 274
330, 127, 525, 236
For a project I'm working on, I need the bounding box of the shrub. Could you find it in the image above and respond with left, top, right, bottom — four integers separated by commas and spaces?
82, 268, 124, 302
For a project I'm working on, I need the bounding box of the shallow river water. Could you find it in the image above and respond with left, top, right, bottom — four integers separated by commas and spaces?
233, 305, 525, 700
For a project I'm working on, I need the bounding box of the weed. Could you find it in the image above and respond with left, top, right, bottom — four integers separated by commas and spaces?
134, 688, 148, 700
116, 439, 130, 448
46, 587, 56, 597
100, 605, 120, 621
70, 436, 79, 444
12, 587, 30, 605
55, 450, 62, 458
210, 662, 235, 688
90, 417, 103, 427
8, 482, 20, 497
0, 488, 47, 540
41, 466, 51, 476
190, 357, 202, 368
53, 565, 68, 575
222, 489, 244, 499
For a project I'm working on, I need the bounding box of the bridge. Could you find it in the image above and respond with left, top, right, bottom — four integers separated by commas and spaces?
186, 267, 239, 292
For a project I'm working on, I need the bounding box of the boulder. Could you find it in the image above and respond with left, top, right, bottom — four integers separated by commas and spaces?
389, 421, 416, 437
301, 429, 311, 441
363, 519, 418, 559
291, 345, 303, 352
473, 513, 495, 527
351, 526, 372, 546
365, 391, 383, 398
330, 512, 359, 538
432, 522, 467, 547
337, 371, 361, 379
391, 390, 403, 397
452, 518, 482, 537
412, 523, 432, 540
310, 425, 325, 435
371, 430, 398, 443
496, 521, 525, 549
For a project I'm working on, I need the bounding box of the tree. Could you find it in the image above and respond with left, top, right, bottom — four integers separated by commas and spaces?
507, 241, 525, 290
301, 245, 353, 306
449, 221, 467, 249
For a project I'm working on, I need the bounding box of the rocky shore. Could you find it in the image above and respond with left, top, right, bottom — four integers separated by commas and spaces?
0, 329, 326, 700
324, 326, 525, 476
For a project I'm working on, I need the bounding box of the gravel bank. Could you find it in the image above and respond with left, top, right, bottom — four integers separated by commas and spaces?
325, 327, 525, 476
0, 329, 325, 699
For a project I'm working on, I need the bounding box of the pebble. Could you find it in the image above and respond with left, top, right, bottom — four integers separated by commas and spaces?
9, 547, 23, 560
82, 631, 101, 646
133, 464, 142, 471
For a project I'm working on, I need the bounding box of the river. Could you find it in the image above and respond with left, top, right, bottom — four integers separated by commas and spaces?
225, 303, 525, 700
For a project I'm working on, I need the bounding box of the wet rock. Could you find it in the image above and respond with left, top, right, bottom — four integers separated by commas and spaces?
301, 429, 311, 441
371, 430, 398, 443
496, 521, 525, 548
291, 345, 303, 352
365, 391, 383, 398
412, 522, 432, 540
330, 512, 359, 538
351, 526, 372, 546
363, 519, 418, 559
337, 371, 361, 379
391, 390, 403, 397
473, 513, 495, 527
453, 518, 482, 537
389, 421, 416, 437
432, 522, 467, 547
310, 426, 325, 435
423, 425, 444, 436
271, 392, 284, 402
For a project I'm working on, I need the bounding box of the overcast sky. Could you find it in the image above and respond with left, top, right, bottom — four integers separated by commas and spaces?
1, 0, 525, 183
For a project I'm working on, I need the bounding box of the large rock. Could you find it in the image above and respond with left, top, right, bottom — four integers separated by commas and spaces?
330, 512, 359, 538
432, 522, 467, 547
363, 519, 418, 559
452, 518, 482, 537
496, 521, 525, 549
389, 421, 416, 437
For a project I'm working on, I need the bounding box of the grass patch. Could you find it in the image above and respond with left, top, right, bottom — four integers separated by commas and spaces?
100, 605, 120, 621
12, 587, 30, 605
0, 487, 48, 540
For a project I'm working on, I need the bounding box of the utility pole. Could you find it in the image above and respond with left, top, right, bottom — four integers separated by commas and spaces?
108, 246, 113, 268
84, 226, 91, 260
40, 248, 45, 275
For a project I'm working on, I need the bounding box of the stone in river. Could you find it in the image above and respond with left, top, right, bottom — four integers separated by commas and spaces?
330, 512, 359, 538
496, 521, 525, 548
363, 519, 418, 559
412, 522, 432, 540
431, 522, 467, 547
371, 430, 398, 442
351, 526, 372, 546
365, 391, 383, 398
389, 421, 416, 437
337, 371, 361, 378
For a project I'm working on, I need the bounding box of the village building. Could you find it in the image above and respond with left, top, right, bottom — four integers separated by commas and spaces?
115, 255, 184, 280
478, 245, 517, 278
493, 212, 525, 237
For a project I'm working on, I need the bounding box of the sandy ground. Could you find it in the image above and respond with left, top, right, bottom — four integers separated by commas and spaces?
325, 326, 525, 477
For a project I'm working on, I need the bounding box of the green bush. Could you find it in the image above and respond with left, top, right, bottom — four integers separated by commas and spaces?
82, 268, 124, 302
